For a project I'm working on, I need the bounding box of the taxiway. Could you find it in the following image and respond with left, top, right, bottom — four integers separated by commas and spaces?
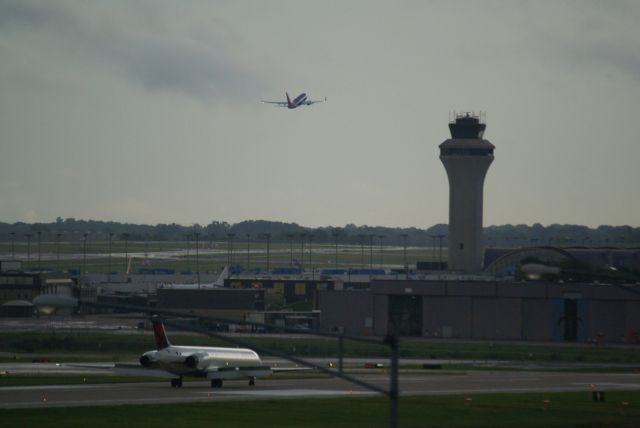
2, 369, 640, 409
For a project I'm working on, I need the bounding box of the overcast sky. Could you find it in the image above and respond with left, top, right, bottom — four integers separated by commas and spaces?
1, 1, 639, 229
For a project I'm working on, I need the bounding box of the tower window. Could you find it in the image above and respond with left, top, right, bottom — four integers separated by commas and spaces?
459, 243, 464, 250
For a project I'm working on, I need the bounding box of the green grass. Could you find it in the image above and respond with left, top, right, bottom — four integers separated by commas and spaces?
3, 331, 640, 365
1, 240, 439, 273
0, 391, 638, 427
3, 329, 639, 374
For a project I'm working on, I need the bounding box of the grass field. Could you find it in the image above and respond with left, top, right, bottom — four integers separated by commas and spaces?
0, 240, 439, 273
0, 391, 638, 427
3, 331, 640, 366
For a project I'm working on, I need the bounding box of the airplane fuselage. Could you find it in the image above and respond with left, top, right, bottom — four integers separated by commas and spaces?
139, 317, 277, 388
289, 93, 308, 108
141, 345, 267, 378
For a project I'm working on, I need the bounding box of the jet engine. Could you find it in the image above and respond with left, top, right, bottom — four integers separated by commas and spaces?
139, 351, 158, 368
184, 352, 213, 370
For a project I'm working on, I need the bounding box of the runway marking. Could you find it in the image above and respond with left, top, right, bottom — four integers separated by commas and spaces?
407, 386, 597, 395
209, 389, 373, 398
0, 396, 219, 409
573, 382, 640, 389
0, 383, 135, 392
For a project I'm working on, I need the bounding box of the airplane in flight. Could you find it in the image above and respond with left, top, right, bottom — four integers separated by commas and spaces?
262, 92, 327, 109
138, 316, 273, 388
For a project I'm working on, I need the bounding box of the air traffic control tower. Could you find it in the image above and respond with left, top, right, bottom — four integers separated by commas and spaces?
440, 113, 494, 272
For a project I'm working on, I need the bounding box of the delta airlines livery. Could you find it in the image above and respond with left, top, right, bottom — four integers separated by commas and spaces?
138, 316, 274, 388
262, 92, 326, 109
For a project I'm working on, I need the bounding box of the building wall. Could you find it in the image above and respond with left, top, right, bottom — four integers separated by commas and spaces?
587, 300, 627, 343
318, 290, 373, 336
158, 289, 264, 312
317, 280, 640, 343
423, 296, 471, 338
373, 294, 388, 336
0, 274, 41, 303
522, 299, 553, 341
472, 297, 522, 340
625, 301, 640, 343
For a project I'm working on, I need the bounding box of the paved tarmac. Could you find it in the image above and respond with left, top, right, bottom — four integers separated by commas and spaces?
2, 368, 640, 409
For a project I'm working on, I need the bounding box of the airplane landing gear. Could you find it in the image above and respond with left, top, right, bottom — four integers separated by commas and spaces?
211, 379, 223, 388
171, 378, 183, 388
248, 376, 256, 386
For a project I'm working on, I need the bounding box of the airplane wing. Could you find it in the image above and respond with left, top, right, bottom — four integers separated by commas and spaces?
305, 97, 327, 105
271, 366, 312, 372
261, 100, 288, 107
64, 363, 175, 378
113, 364, 176, 378
206, 365, 273, 379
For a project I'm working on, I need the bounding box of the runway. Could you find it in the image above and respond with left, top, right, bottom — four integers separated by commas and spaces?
2, 369, 640, 409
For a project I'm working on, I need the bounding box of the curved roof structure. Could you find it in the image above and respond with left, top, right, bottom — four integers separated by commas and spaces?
1, 300, 34, 307
484, 246, 578, 278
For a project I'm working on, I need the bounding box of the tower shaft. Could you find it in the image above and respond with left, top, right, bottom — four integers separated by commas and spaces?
439, 114, 494, 272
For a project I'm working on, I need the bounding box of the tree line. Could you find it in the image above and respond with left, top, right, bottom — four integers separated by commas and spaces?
1, 218, 639, 248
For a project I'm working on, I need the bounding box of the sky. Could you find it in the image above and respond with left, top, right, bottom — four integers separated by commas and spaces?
1, 1, 639, 229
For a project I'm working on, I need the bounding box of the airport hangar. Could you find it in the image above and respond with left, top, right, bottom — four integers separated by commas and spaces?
317, 274, 640, 343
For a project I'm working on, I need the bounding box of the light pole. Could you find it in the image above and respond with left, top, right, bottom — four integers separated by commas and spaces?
332, 231, 339, 270
194, 232, 200, 288
264, 233, 271, 272
437, 234, 445, 268
56, 233, 62, 271
359, 234, 365, 267
10, 232, 15, 260
144, 235, 149, 268
122, 233, 130, 274
227, 233, 235, 270
369, 234, 374, 268
107, 232, 113, 281
430, 235, 436, 261
378, 235, 384, 268
401, 233, 408, 278
308, 234, 314, 280
300, 233, 306, 270
246, 234, 251, 272
25, 233, 32, 269
37, 231, 41, 271
82, 232, 88, 287
185, 233, 191, 272
287, 234, 294, 266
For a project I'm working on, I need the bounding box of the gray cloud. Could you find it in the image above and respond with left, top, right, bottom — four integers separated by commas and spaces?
0, 1, 262, 102
0, 1, 56, 28
104, 34, 259, 101
527, 2, 640, 82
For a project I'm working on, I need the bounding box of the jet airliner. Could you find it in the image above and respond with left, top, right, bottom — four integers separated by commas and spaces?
262, 92, 326, 109
139, 316, 272, 388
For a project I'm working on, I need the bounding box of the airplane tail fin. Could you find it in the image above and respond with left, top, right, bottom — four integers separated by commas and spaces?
286, 92, 293, 108
151, 316, 171, 350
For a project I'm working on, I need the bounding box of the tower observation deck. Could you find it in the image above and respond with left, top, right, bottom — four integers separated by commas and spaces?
439, 113, 494, 272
